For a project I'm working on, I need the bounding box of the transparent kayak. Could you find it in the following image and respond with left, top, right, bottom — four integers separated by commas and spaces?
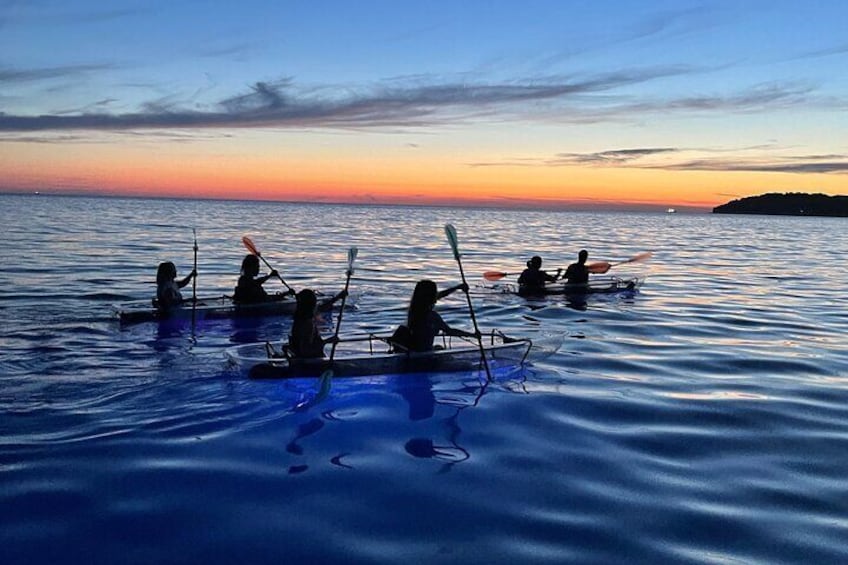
479, 276, 642, 297
225, 331, 562, 379
114, 292, 346, 325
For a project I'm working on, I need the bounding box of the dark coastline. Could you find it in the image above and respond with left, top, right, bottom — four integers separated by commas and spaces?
713, 192, 848, 217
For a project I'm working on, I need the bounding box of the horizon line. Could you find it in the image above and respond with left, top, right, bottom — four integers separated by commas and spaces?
0, 188, 713, 213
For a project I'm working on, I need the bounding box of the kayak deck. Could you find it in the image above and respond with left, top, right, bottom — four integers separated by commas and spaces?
114, 292, 346, 325
114, 294, 295, 324
226, 331, 542, 379
479, 276, 642, 297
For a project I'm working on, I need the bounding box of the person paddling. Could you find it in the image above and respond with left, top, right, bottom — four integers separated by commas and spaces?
155, 261, 197, 309
563, 249, 591, 285
517, 255, 560, 294
391, 279, 478, 352
234, 254, 291, 304
288, 288, 347, 358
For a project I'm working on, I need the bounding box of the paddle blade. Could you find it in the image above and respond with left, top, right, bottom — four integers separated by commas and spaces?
483, 271, 509, 281
624, 251, 653, 265
444, 224, 460, 259
587, 262, 612, 274
347, 247, 358, 271
317, 369, 333, 398
242, 236, 259, 256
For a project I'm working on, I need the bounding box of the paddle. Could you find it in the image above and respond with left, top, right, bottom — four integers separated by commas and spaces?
587, 251, 653, 274
191, 228, 198, 328
482, 270, 519, 282
191, 228, 198, 303
444, 224, 491, 381
241, 236, 296, 294
314, 247, 357, 402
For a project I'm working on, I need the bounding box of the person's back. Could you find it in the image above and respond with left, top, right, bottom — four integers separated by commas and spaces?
564, 249, 590, 285
289, 317, 325, 358
518, 256, 559, 293
234, 254, 271, 304
234, 274, 268, 304
156, 261, 183, 309
288, 289, 326, 358
408, 309, 450, 352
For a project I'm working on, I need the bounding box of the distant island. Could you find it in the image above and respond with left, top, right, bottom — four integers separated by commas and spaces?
712, 192, 848, 217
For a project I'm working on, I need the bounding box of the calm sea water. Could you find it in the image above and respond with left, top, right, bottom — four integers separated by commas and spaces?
2, 194, 847, 564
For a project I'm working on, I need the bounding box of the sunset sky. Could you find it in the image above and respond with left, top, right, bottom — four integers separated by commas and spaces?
2, 0, 847, 211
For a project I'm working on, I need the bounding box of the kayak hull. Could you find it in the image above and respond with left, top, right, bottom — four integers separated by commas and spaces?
114, 294, 300, 325
226, 333, 536, 379
482, 276, 642, 297
115, 291, 352, 325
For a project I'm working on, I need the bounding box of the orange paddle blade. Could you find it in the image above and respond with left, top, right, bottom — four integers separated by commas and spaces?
587, 262, 611, 274
483, 271, 509, 281
242, 236, 259, 256
625, 251, 653, 264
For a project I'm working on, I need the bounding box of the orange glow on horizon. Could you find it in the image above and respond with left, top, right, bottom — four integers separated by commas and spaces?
3, 138, 847, 211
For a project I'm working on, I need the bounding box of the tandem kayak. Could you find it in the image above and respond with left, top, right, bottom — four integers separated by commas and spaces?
478, 276, 642, 297
114, 292, 345, 325
225, 331, 562, 379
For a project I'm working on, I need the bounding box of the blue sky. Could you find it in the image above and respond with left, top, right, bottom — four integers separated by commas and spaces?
2, 0, 847, 208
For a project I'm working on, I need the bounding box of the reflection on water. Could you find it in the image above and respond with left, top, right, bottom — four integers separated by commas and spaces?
3, 195, 848, 564
278, 370, 517, 474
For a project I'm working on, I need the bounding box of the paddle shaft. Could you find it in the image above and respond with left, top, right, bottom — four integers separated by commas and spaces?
446, 225, 492, 381
256, 251, 295, 293
192, 229, 198, 302
328, 269, 353, 361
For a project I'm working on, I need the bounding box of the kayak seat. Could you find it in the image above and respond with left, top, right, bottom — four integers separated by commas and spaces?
264, 341, 292, 360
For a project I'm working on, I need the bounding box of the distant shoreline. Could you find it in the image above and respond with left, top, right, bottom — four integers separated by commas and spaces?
712, 192, 848, 217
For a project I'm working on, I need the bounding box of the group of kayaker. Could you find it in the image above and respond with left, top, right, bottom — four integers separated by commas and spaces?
517, 250, 590, 294
154, 249, 597, 361
156, 254, 281, 309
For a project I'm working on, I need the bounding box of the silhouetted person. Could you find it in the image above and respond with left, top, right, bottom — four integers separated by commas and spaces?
156, 261, 196, 309
517, 255, 560, 294
391, 280, 477, 352
563, 249, 590, 285
234, 254, 285, 304
287, 288, 346, 358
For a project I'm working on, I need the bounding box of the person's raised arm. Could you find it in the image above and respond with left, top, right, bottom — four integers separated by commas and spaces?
178, 270, 197, 288
437, 282, 468, 300
260, 269, 279, 285
317, 289, 348, 312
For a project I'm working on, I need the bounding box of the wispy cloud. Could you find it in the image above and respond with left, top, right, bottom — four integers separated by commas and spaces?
0, 66, 831, 135
795, 42, 848, 60
661, 158, 848, 174
0, 67, 693, 132
471, 146, 848, 175
547, 147, 678, 166
0, 63, 114, 84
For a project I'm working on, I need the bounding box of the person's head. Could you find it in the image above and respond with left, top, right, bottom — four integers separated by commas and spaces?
578, 249, 588, 264
411, 279, 438, 307
294, 289, 318, 319
241, 254, 260, 277
527, 255, 542, 270
156, 261, 177, 285
408, 279, 438, 326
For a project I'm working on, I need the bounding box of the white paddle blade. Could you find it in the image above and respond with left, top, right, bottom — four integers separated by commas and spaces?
347, 247, 358, 271
444, 224, 460, 258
